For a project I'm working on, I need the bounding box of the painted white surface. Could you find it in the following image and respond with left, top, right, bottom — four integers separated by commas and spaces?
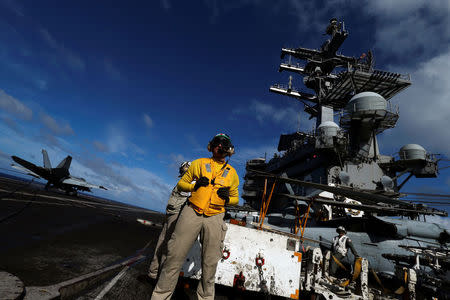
181, 223, 301, 298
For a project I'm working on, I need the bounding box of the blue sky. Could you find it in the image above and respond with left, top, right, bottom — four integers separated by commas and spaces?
0, 0, 449, 218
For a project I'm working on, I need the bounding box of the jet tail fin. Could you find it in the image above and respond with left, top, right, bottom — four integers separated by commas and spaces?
42, 149, 52, 169
56, 156, 72, 170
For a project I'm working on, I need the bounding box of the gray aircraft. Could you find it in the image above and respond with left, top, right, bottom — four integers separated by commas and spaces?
11, 149, 107, 195
246, 172, 449, 292
229, 172, 450, 297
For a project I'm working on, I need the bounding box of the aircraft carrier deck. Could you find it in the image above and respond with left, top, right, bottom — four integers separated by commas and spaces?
0, 174, 163, 299
0, 175, 268, 299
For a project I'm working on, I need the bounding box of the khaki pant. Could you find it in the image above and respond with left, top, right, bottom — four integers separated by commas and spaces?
148, 213, 179, 279
151, 205, 227, 300
330, 252, 345, 275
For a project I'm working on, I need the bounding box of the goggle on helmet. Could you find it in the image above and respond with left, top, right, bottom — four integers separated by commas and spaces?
207, 133, 235, 156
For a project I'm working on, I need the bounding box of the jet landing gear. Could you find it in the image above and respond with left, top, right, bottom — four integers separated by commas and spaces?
65, 189, 78, 197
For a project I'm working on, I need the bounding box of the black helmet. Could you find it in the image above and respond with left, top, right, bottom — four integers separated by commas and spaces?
207, 133, 235, 156
336, 226, 346, 234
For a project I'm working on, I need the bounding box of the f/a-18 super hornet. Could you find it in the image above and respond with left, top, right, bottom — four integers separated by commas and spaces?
11, 149, 107, 195
234, 18, 450, 298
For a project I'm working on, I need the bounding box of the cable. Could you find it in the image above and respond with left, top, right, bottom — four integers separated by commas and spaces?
0, 177, 40, 223
0, 187, 37, 223
0, 178, 36, 200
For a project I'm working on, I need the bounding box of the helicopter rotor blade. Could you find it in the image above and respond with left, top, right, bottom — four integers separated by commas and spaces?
249, 169, 408, 207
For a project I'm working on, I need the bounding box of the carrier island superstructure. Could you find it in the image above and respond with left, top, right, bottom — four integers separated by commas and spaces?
242, 18, 443, 222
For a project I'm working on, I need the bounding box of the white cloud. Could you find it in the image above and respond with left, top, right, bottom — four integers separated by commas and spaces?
35, 79, 47, 90
365, 0, 450, 61
185, 134, 203, 152
143, 113, 153, 128
104, 58, 121, 80
161, 0, 171, 11
65, 50, 85, 71
0, 120, 171, 211
93, 140, 108, 152
1, 115, 23, 136
0, 149, 12, 168
201, 0, 267, 24
380, 49, 450, 157
167, 153, 191, 177
233, 99, 312, 131
232, 143, 278, 166
72, 155, 171, 210
105, 125, 146, 156
1, 0, 25, 17
0, 89, 33, 120
38, 27, 85, 72
284, 0, 449, 64
40, 112, 74, 136
106, 130, 127, 154
220, 1, 449, 65
38, 28, 58, 49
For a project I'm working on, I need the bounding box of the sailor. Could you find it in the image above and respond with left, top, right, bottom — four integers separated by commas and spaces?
138, 161, 192, 285
325, 17, 339, 36
151, 133, 239, 300
330, 226, 359, 276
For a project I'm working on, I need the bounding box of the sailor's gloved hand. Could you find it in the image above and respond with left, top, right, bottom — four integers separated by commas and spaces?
217, 187, 230, 203
194, 177, 209, 191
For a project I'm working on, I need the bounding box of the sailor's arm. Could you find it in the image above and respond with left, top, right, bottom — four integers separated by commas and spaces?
228, 168, 239, 206
177, 159, 201, 192
346, 238, 359, 257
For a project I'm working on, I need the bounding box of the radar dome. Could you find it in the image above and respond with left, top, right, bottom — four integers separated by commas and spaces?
318, 121, 339, 136
399, 144, 427, 160
346, 92, 387, 117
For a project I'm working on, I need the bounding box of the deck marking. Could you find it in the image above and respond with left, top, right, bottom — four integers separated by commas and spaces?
94, 265, 130, 300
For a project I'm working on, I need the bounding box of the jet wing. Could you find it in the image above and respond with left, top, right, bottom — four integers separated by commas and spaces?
11, 164, 41, 178
278, 193, 448, 216
62, 176, 107, 190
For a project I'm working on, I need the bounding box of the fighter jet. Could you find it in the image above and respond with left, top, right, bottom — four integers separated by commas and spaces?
11, 149, 107, 195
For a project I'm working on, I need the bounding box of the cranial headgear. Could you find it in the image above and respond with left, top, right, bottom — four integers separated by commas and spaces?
336, 226, 346, 234
207, 133, 235, 156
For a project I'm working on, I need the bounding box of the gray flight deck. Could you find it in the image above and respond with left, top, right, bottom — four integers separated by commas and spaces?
0, 175, 275, 299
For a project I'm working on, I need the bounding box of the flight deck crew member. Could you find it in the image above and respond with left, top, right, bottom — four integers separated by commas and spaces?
151, 133, 239, 300
330, 226, 359, 276
144, 161, 192, 282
